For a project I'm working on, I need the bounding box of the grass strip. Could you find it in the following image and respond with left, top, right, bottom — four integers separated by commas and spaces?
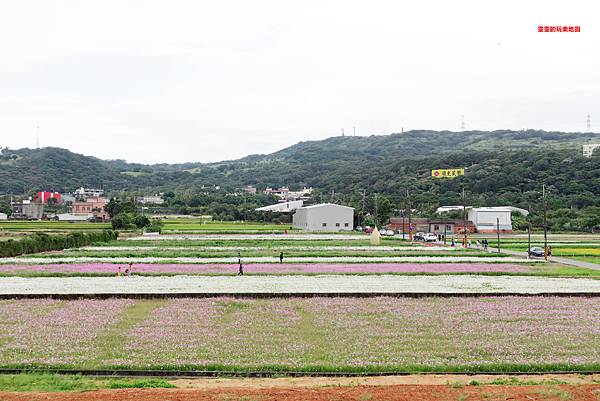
2, 363, 600, 375
0, 373, 174, 392
83, 299, 167, 369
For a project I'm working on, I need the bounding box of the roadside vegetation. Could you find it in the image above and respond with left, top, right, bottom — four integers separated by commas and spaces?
0, 373, 174, 392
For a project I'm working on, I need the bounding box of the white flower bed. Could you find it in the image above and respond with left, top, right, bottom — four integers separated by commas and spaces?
127, 234, 370, 240
79, 246, 456, 252
2, 256, 542, 264
0, 275, 597, 295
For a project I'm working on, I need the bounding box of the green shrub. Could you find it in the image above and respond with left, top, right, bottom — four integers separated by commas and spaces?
111, 213, 135, 230
134, 215, 150, 229
0, 230, 117, 257
146, 219, 163, 233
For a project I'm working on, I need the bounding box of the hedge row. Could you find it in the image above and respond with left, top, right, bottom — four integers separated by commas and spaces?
0, 230, 118, 258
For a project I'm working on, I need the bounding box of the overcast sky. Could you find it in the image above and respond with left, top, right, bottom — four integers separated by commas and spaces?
0, 0, 598, 164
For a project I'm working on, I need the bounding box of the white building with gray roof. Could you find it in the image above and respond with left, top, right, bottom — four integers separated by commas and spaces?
292, 203, 354, 231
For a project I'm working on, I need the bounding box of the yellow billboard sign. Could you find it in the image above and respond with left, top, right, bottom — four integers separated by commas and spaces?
431, 168, 465, 178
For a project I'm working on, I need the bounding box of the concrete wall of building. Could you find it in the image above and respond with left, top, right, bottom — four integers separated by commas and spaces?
583, 144, 600, 158
292, 204, 354, 231
71, 198, 109, 221
57, 213, 91, 221
468, 209, 512, 232
22, 203, 43, 219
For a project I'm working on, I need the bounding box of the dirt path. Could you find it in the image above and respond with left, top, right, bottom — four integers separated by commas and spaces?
2, 384, 600, 401
171, 373, 600, 389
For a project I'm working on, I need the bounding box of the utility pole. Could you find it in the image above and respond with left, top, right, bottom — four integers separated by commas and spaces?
401, 207, 406, 240
462, 187, 467, 248
543, 184, 548, 261
361, 189, 366, 228
527, 222, 531, 259
374, 193, 378, 227
406, 189, 412, 241
527, 204, 531, 259
496, 217, 500, 253
353, 126, 356, 136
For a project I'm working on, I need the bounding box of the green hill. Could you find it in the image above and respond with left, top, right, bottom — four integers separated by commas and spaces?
1, 129, 599, 203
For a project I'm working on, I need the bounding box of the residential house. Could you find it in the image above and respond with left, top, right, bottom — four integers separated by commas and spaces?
10, 200, 43, 220
71, 197, 109, 221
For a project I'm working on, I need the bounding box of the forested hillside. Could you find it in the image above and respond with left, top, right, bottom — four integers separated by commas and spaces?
1, 129, 598, 193
1, 129, 599, 231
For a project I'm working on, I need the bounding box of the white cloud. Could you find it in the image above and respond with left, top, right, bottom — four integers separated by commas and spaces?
0, 0, 598, 163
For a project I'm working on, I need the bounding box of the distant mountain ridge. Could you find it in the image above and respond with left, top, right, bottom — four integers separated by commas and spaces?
1, 129, 599, 195
239, 129, 598, 163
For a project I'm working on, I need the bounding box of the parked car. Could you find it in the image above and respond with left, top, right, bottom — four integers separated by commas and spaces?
413, 232, 425, 241
529, 247, 545, 257
385, 230, 396, 236
379, 229, 387, 235
423, 233, 438, 242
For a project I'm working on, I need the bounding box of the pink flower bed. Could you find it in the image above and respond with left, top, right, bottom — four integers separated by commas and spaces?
0, 263, 531, 274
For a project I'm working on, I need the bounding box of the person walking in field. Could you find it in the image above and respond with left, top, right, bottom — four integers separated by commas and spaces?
279, 251, 284, 264
125, 268, 129, 277
117, 266, 122, 277
238, 258, 244, 275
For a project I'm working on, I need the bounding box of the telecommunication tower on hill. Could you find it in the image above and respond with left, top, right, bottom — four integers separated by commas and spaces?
460, 115, 465, 131
35, 126, 40, 149
587, 114, 591, 131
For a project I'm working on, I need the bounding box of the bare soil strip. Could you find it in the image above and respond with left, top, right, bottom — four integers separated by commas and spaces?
170, 373, 600, 388
2, 383, 600, 401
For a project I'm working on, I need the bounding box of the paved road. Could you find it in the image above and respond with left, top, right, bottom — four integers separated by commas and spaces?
488, 247, 600, 271
0, 275, 599, 295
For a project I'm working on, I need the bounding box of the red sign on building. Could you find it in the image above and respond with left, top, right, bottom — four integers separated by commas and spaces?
36, 192, 62, 204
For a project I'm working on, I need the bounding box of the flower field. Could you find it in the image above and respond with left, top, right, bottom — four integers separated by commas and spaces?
2, 275, 599, 294
0, 231, 599, 375
0, 296, 599, 372
0, 262, 533, 275
4, 232, 599, 280
128, 234, 367, 240
0, 255, 538, 265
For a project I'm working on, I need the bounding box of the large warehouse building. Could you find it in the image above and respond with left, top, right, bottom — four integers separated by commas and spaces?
292, 203, 354, 231
436, 206, 529, 233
